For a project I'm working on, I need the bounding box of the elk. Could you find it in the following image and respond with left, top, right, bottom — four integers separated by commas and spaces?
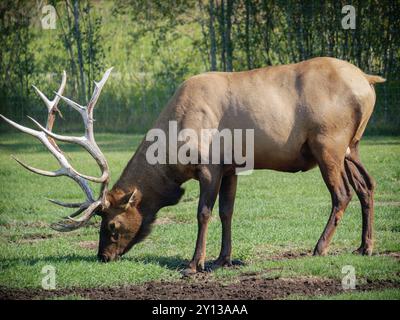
1, 57, 385, 275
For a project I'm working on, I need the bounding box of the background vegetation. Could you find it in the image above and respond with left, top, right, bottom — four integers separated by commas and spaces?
0, 0, 399, 134
0, 1, 399, 300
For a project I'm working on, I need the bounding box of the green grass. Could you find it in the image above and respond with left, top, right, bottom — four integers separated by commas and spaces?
0, 133, 399, 299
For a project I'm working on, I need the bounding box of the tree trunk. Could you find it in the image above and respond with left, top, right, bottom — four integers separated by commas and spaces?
57, 0, 79, 96
218, 0, 226, 71
208, 0, 217, 71
73, 0, 86, 101
225, 0, 233, 71
245, 0, 251, 69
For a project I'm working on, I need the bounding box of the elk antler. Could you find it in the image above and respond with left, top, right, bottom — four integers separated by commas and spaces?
0, 68, 113, 231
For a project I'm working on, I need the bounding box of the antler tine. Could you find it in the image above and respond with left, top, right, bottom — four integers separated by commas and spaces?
32, 71, 67, 153
28, 116, 85, 144
32, 70, 66, 122
27, 116, 109, 183
0, 114, 94, 207
87, 67, 113, 116
0, 115, 64, 174
32, 72, 96, 205
1, 68, 113, 232
47, 199, 85, 208
28, 68, 113, 188
53, 68, 113, 123
32, 71, 66, 112
0, 114, 42, 137
47, 174, 95, 207
12, 155, 65, 177
51, 200, 101, 232
54, 92, 85, 115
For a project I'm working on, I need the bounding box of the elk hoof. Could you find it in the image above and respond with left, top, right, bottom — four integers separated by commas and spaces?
353, 246, 373, 256
181, 260, 205, 276
181, 267, 197, 277
212, 257, 233, 269
313, 245, 328, 256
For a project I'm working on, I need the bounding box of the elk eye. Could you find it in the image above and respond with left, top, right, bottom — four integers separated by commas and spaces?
111, 232, 120, 242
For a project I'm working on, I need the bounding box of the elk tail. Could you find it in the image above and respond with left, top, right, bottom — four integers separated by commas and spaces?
348, 73, 386, 146
364, 74, 386, 84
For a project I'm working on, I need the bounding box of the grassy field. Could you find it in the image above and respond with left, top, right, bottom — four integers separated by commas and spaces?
0, 133, 399, 299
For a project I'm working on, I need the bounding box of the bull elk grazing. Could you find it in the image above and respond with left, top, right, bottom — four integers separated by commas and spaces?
1, 57, 385, 275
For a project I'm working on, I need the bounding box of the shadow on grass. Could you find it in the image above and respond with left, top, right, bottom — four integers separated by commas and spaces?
0, 254, 98, 268
1, 253, 246, 272
0, 253, 187, 271
125, 255, 246, 272
126, 255, 188, 270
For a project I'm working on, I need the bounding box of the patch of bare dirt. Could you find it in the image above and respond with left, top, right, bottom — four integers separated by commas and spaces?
379, 251, 400, 260
153, 217, 175, 225
0, 221, 49, 229
13, 233, 58, 244
268, 251, 312, 261
78, 241, 98, 250
1, 276, 399, 300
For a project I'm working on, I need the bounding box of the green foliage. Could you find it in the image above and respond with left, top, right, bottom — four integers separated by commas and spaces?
0, 1, 399, 133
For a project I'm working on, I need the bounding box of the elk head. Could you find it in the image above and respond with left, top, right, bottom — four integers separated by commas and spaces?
0, 68, 143, 262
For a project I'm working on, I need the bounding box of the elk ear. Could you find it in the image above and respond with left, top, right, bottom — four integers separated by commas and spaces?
121, 189, 139, 209
102, 192, 115, 209
102, 194, 111, 210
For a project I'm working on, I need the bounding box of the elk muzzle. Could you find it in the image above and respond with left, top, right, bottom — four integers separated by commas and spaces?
97, 252, 120, 263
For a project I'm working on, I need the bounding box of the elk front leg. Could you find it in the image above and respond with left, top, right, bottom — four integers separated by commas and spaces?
183, 166, 222, 275
213, 174, 237, 268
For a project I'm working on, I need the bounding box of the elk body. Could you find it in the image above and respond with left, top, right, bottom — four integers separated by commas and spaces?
2, 57, 385, 275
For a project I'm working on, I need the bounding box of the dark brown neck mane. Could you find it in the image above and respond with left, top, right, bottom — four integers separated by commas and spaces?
110, 139, 186, 244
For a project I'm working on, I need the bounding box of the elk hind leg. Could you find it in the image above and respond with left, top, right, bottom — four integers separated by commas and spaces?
344, 145, 375, 256
313, 145, 353, 256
